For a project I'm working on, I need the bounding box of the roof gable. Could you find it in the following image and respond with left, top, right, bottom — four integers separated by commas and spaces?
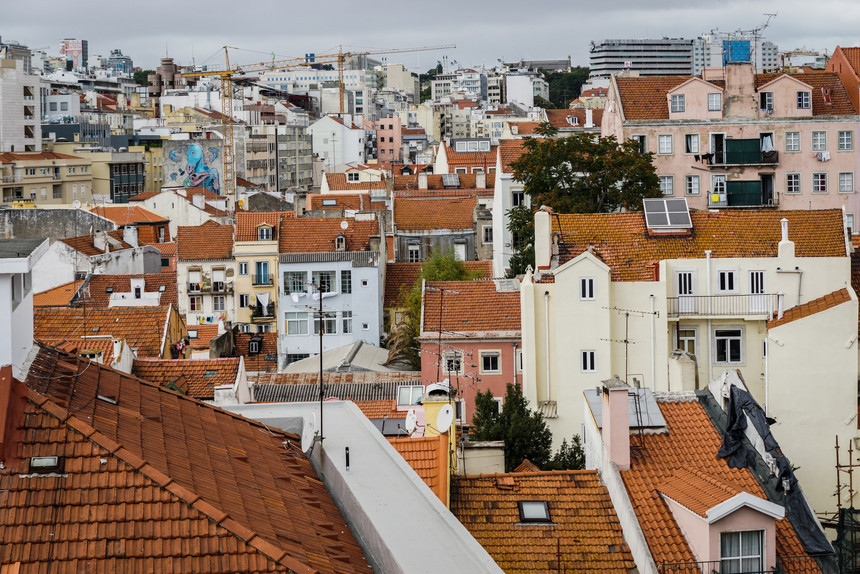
422, 280, 520, 334
666, 76, 723, 95
278, 218, 376, 254
756, 73, 813, 93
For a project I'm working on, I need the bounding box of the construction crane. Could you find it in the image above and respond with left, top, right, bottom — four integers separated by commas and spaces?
183, 44, 454, 203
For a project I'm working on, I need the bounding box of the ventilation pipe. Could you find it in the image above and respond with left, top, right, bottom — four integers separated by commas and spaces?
544, 290, 551, 403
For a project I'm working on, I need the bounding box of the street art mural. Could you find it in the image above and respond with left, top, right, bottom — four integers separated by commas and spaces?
164, 140, 222, 194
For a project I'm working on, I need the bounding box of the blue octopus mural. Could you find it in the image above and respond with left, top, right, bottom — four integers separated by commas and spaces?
167, 142, 221, 194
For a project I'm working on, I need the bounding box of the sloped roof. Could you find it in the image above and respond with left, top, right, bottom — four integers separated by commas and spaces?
33, 280, 83, 307
835, 46, 860, 76
384, 261, 492, 307
852, 251, 860, 333
544, 108, 604, 129
620, 397, 806, 564
423, 280, 520, 334
768, 287, 852, 329
34, 306, 173, 357
153, 241, 177, 256
442, 143, 497, 168
510, 121, 541, 135
352, 400, 407, 419
235, 211, 294, 241
451, 470, 636, 573
59, 230, 134, 257
754, 71, 856, 115
324, 173, 386, 191
657, 468, 743, 517
236, 332, 279, 373
186, 323, 220, 351
278, 218, 376, 254
393, 173, 490, 191
132, 357, 240, 400
80, 273, 178, 308
90, 205, 169, 225
388, 435, 447, 503
394, 196, 476, 231
553, 209, 846, 281
128, 190, 160, 201
16, 345, 371, 573
309, 193, 373, 211
251, 378, 419, 403
177, 221, 234, 261
498, 139, 526, 174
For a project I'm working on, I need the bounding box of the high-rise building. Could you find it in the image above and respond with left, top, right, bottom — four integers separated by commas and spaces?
107, 49, 133, 77
0, 54, 40, 152
59, 38, 88, 71
588, 38, 694, 79
693, 32, 779, 74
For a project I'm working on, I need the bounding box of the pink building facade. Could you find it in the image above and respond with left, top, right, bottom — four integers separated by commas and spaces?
374, 116, 403, 162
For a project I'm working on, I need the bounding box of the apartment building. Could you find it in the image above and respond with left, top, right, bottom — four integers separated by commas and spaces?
0, 57, 40, 152
589, 38, 694, 79
176, 221, 236, 326
0, 151, 92, 205
308, 115, 367, 169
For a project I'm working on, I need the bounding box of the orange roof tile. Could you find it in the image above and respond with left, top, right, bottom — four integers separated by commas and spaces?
394, 196, 475, 231
324, 173, 386, 191
235, 332, 279, 372
235, 211, 294, 241
59, 230, 134, 257
152, 241, 177, 255
513, 458, 540, 473
658, 468, 743, 517
442, 142, 496, 168
77, 273, 179, 309
553, 209, 846, 281
836, 47, 860, 76
177, 221, 234, 261
34, 306, 174, 357
620, 398, 806, 565
48, 336, 117, 364
451, 470, 636, 573
384, 261, 492, 307
352, 400, 406, 419
545, 108, 604, 129
423, 280, 520, 334
768, 287, 851, 329
278, 218, 376, 253
393, 173, 490, 191
90, 205, 169, 225
186, 323, 221, 350
388, 435, 447, 503
33, 280, 83, 307
511, 122, 540, 135
132, 357, 240, 400
754, 71, 856, 115
180, 186, 224, 202
15, 345, 371, 573
309, 193, 373, 210
498, 139, 526, 173
128, 190, 160, 201
615, 76, 692, 120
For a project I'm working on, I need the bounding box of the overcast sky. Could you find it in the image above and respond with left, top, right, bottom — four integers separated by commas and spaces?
3, 0, 859, 73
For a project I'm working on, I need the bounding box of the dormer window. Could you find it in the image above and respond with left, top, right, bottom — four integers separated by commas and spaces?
566, 116, 579, 126
670, 94, 685, 113
708, 93, 722, 111
797, 91, 811, 109
347, 172, 359, 182
721, 531, 763, 572
335, 234, 346, 251
760, 92, 773, 112
258, 226, 272, 241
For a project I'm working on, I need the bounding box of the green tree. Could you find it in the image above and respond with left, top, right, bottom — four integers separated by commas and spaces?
506, 124, 660, 274
133, 70, 154, 86
533, 95, 554, 109
546, 435, 585, 470
418, 64, 444, 102
539, 67, 590, 108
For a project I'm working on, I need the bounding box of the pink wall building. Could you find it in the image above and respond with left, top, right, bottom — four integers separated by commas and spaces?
373, 116, 403, 162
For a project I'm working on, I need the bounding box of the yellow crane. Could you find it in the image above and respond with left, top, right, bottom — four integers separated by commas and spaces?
183, 44, 455, 202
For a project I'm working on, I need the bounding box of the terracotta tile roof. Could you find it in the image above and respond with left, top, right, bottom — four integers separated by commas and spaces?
853, 252, 860, 333
581, 87, 608, 98
510, 121, 541, 135
129, 190, 160, 201
90, 205, 169, 225
451, 470, 636, 573
324, 173, 386, 191
186, 323, 221, 350
278, 218, 376, 253
544, 108, 604, 129
836, 47, 860, 76
191, 106, 245, 123
394, 196, 475, 231
180, 186, 224, 202
59, 230, 134, 257
384, 261, 492, 307
132, 357, 241, 400
393, 188, 494, 199
554, 209, 847, 281
47, 336, 117, 364
352, 400, 406, 419
755, 71, 856, 115
615, 76, 693, 120
309, 193, 373, 210
153, 241, 177, 255
393, 173, 490, 191
77, 273, 179, 309
177, 221, 234, 261
250, 372, 419, 386
513, 458, 540, 473
34, 306, 173, 357
235, 211, 294, 241
442, 143, 497, 168
235, 332, 279, 372
768, 287, 851, 329
237, 176, 259, 187
401, 127, 426, 136
33, 280, 83, 307
327, 115, 361, 130
0, 151, 83, 163
657, 468, 743, 517
423, 280, 521, 334
498, 139, 526, 173
620, 398, 806, 565
388, 435, 447, 503
16, 345, 371, 573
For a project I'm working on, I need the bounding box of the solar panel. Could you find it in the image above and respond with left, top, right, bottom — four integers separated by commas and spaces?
441, 173, 460, 187
643, 197, 692, 230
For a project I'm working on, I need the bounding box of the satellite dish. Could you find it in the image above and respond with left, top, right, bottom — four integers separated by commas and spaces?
72, 200, 81, 209
340, 220, 348, 230
301, 412, 317, 453
405, 409, 417, 433
436, 404, 454, 434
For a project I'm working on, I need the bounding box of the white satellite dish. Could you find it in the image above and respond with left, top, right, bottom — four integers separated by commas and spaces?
72, 200, 81, 209
405, 409, 417, 433
340, 220, 348, 230
301, 412, 317, 453
436, 404, 454, 434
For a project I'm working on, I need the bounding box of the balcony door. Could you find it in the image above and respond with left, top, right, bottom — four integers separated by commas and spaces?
676, 271, 695, 314
749, 271, 766, 314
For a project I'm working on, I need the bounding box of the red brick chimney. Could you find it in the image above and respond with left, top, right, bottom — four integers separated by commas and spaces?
0, 366, 28, 467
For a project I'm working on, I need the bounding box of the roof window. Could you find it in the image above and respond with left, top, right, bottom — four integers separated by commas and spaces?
518, 501, 552, 523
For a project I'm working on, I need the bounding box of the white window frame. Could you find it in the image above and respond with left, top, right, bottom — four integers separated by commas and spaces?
670, 94, 685, 113
581, 350, 596, 373
716, 269, 737, 293
407, 244, 421, 263
631, 134, 646, 153
213, 295, 225, 312
658, 134, 673, 155
812, 131, 827, 152
238, 262, 249, 276
239, 294, 250, 308
813, 172, 828, 194
785, 131, 800, 152
659, 175, 674, 196
797, 91, 811, 109
258, 226, 272, 241
676, 326, 697, 356
839, 130, 854, 151
708, 93, 722, 111
480, 350, 501, 374
397, 385, 424, 406
720, 530, 764, 573
443, 351, 463, 375
786, 173, 801, 194
580, 277, 595, 300
685, 175, 700, 196
517, 349, 524, 373
684, 134, 699, 154
342, 310, 353, 334
714, 327, 744, 365
285, 312, 309, 335
712, 174, 726, 195
839, 172, 854, 194
847, 213, 855, 234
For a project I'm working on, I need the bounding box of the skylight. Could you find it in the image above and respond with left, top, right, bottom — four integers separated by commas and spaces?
442, 173, 460, 188
518, 500, 552, 523
643, 197, 692, 231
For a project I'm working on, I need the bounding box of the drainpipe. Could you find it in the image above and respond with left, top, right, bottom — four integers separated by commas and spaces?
544, 290, 551, 402
776, 267, 803, 306
650, 294, 656, 390
764, 335, 769, 415
705, 250, 712, 382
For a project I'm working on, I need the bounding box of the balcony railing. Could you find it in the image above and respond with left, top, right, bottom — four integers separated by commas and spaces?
251, 303, 275, 320
658, 554, 837, 574
252, 274, 273, 286
708, 189, 779, 209
188, 282, 202, 293
667, 294, 778, 318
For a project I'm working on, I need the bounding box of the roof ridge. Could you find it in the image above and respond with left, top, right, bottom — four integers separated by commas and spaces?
28, 389, 319, 574
458, 469, 599, 479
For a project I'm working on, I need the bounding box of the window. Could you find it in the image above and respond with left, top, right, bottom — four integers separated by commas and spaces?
715, 328, 742, 364
248, 338, 261, 355
786, 173, 801, 194
580, 277, 595, 300
342, 311, 353, 334
631, 135, 646, 153
840, 172, 854, 193
285, 312, 308, 335
312, 270, 335, 292
720, 531, 763, 573
314, 314, 337, 334
658, 135, 673, 155
189, 296, 202, 311
797, 91, 811, 109
684, 134, 699, 154
712, 174, 726, 195
322, 198, 337, 207
670, 94, 685, 113
708, 93, 722, 111
53, 188, 62, 199
347, 172, 359, 183
812, 131, 826, 151
341, 270, 352, 294
238, 262, 248, 276
847, 213, 855, 233
258, 226, 272, 241
717, 270, 736, 292
839, 130, 853, 151
481, 351, 501, 374
284, 271, 306, 294
518, 501, 551, 523
813, 172, 828, 193
483, 226, 493, 243
512, 188, 525, 207
581, 350, 595, 372
286, 353, 309, 365
408, 244, 421, 263
781, 131, 800, 153
677, 327, 697, 356
685, 175, 700, 196
397, 385, 424, 406
443, 351, 463, 374
213, 296, 225, 311
239, 294, 250, 308
161, 258, 169, 268
659, 176, 674, 196
760, 92, 773, 111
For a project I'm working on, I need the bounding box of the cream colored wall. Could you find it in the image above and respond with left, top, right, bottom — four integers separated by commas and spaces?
233, 239, 279, 326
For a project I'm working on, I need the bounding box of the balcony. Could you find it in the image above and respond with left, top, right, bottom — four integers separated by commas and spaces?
211, 281, 227, 293
667, 293, 779, 318
710, 139, 779, 167
252, 274, 273, 286
250, 303, 275, 320
188, 282, 202, 293
708, 181, 778, 209
657, 554, 836, 573
1, 175, 21, 184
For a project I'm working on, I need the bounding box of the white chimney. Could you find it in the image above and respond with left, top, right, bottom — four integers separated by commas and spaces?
418, 172, 428, 190
778, 217, 795, 258
475, 171, 486, 189
534, 208, 552, 269
192, 193, 205, 210
93, 230, 107, 252
585, 108, 594, 128
123, 225, 138, 248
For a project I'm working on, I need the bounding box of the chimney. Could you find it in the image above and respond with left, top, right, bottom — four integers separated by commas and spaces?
0, 366, 28, 468
601, 376, 630, 471
123, 225, 138, 248
778, 217, 795, 258
192, 193, 205, 210
585, 108, 594, 128
534, 207, 553, 269
475, 171, 486, 189
93, 229, 107, 252
418, 172, 428, 190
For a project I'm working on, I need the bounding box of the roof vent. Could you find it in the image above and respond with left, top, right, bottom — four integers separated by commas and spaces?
203, 370, 219, 378
105, 286, 114, 293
